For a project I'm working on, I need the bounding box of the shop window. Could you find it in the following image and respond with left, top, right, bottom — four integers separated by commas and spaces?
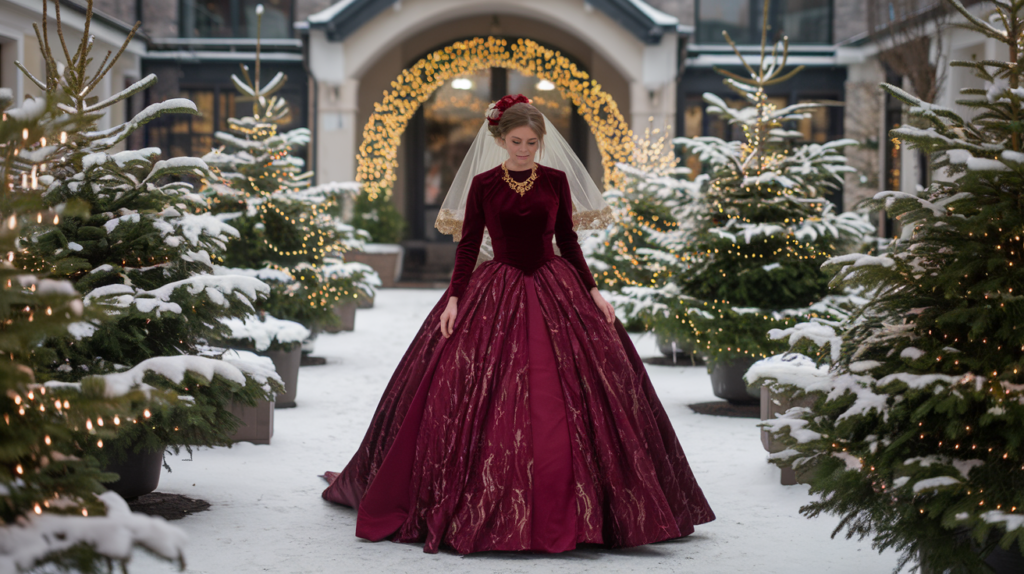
696, 0, 832, 45
180, 0, 294, 39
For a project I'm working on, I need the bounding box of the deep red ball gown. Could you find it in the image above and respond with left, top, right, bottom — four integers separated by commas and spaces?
322, 164, 715, 554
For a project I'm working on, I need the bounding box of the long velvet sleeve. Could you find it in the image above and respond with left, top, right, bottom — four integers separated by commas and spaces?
448, 177, 485, 300
553, 172, 598, 291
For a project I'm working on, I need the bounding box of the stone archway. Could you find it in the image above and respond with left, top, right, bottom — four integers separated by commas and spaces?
356, 36, 634, 203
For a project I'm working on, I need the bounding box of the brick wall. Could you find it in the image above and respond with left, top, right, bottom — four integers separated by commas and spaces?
833, 0, 867, 44
92, 0, 136, 24
140, 0, 179, 38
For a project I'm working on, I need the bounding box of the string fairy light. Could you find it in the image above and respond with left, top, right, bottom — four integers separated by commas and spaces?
355, 36, 634, 202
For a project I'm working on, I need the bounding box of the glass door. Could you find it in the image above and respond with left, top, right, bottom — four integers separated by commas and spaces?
407, 66, 585, 242
420, 69, 492, 241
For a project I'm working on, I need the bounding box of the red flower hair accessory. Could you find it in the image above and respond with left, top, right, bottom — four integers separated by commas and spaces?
486, 94, 531, 126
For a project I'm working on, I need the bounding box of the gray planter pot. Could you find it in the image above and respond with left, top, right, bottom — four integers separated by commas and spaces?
710, 357, 759, 404
301, 326, 319, 355
355, 289, 374, 309
984, 544, 1024, 573
104, 443, 164, 500
229, 396, 274, 445
656, 335, 696, 357
919, 531, 1024, 574
323, 301, 356, 334
262, 346, 302, 408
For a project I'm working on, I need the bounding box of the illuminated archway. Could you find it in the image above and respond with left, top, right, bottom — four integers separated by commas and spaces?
356, 36, 633, 202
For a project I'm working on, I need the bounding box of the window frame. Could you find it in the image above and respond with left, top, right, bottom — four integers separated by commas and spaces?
179, 0, 297, 39
694, 0, 834, 46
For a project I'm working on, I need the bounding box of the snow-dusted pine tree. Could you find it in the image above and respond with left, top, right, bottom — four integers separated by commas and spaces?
584, 128, 702, 338
646, 7, 872, 368
586, 127, 692, 293
13, 0, 281, 464
0, 54, 187, 572
202, 25, 377, 332
749, 1, 1024, 571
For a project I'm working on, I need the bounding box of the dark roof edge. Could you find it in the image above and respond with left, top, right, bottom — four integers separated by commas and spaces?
307, 0, 676, 45
58, 0, 149, 42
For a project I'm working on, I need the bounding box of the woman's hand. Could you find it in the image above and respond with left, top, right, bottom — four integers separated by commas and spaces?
590, 287, 615, 324
439, 296, 458, 338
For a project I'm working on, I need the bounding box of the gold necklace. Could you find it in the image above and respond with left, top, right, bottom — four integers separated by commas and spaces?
501, 162, 538, 197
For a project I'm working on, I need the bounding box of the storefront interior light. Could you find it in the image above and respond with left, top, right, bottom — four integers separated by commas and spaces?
536, 79, 555, 91
452, 78, 473, 90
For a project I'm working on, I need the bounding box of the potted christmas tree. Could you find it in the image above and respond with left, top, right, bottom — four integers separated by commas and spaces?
0, 29, 187, 569
220, 313, 309, 408
14, 0, 283, 485
664, 2, 872, 403
202, 15, 377, 353
585, 127, 700, 346
749, 1, 1024, 571
347, 192, 405, 288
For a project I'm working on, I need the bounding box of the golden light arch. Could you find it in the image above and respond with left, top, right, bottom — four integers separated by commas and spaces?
356, 36, 634, 203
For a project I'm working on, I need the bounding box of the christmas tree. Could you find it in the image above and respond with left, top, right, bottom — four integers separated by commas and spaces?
0, 20, 186, 570
631, 5, 872, 367
583, 127, 700, 337
202, 13, 377, 333
351, 189, 405, 245
585, 126, 692, 293
13, 0, 282, 464
749, 1, 1024, 570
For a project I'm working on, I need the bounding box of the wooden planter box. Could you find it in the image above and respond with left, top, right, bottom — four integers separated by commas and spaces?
710, 357, 759, 404
344, 243, 404, 288
229, 397, 274, 445
323, 301, 356, 333
760, 385, 816, 485
262, 347, 302, 409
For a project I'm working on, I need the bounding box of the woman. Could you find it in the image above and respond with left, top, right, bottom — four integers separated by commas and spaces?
322, 95, 715, 554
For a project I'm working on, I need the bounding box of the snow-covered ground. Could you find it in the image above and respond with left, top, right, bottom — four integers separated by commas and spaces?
133, 288, 902, 574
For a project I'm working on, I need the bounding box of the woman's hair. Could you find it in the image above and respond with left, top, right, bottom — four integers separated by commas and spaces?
490, 102, 546, 152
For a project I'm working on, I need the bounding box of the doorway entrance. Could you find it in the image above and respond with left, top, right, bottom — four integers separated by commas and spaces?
402, 67, 587, 280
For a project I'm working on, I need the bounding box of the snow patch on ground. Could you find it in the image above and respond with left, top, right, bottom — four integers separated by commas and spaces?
131, 289, 904, 574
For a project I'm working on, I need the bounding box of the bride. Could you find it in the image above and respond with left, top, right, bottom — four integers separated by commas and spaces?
322, 94, 715, 554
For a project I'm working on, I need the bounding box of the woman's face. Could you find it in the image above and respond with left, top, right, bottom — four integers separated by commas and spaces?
500, 125, 540, 170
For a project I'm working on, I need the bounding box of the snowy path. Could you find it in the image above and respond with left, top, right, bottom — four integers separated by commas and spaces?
134, 288, 901, 574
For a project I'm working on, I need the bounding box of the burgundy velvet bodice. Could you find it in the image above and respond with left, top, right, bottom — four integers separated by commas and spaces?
448, 164, 598, 299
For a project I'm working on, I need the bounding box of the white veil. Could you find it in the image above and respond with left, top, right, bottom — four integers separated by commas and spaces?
434, 115, 615, 264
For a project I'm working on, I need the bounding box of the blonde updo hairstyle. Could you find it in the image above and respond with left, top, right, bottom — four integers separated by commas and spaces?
490, 102, 546, 157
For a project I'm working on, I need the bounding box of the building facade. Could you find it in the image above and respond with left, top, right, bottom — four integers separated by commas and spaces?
5, 1, 994, 279
0, 0, 146, 136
